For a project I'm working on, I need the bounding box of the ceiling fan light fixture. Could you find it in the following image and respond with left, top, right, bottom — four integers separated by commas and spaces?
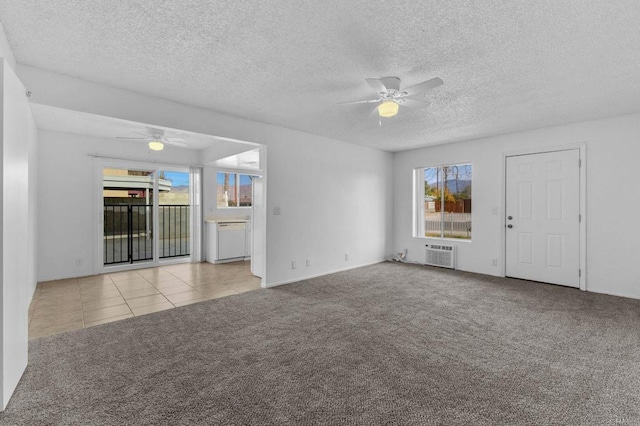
148, 140, 164, 151
378, 101, 399, 118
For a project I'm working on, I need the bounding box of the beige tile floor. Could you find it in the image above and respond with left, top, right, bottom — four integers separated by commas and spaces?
29, 261, 261, 339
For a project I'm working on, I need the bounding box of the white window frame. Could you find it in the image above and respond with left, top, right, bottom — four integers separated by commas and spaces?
216, 171, 253, 209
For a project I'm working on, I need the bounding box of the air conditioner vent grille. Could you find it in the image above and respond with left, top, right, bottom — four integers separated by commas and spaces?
425, 244, 456, 269
428, 244, 453, 251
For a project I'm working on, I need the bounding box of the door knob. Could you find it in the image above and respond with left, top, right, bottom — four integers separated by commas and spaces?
507, 224, 513, 229
507, 216, 513, 220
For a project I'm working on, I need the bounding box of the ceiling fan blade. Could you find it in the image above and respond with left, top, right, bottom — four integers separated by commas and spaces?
163, 139, 188, 147
338, 98, 382, 105
400, 99, 431, 109
365, 78, 388, 95
116, 137, 149, 140
380, 77, 401, 92
166, 132, 188, 139
147, 127, 165, 137
369, 105, 380, 117
402, 77, 444, 97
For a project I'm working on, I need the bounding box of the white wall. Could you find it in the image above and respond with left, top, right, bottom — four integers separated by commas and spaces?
393, 112, 640, 299
263, 131, 392, 285
0, 60, 36, 409
37, 130, 199, 281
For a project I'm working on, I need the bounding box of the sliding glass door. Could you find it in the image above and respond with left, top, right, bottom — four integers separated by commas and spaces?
102, 166, 191, 267
158, 170, 190, 259
103, 167, 155, 265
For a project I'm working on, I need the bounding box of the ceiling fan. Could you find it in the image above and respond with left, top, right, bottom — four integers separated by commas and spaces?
340, 76, 443, 120
116, 127, 188, 151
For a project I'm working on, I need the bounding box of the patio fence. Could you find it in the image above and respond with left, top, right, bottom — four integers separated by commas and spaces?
104, 204, 190, 265
425, 212, 471, 238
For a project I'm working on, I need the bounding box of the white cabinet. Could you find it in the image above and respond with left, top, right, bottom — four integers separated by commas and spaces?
206, 221, 250, 263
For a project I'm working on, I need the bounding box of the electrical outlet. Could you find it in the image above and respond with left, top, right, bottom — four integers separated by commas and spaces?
291, 261, 297, 269
273, 207, 282, 215
492, 259, 498, 266
306, 259, 311, 267
345, 253, 349, 261
75, 258, 83, 267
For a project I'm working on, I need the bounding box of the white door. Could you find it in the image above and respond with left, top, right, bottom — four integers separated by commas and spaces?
505, 150, 580, 287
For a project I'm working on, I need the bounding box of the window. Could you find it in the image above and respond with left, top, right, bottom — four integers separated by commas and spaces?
415, 164, 472, 239
217, 172, 253, 207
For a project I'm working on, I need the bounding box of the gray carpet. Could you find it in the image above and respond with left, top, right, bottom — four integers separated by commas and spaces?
1, 263, 639, 425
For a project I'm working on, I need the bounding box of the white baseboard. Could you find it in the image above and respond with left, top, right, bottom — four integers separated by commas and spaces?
587, 288, 640, 301
262, 260, 384, 289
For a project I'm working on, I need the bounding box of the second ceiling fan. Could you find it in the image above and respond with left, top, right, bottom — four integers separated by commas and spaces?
116, 127, 188, 151
341, 76, 443, 119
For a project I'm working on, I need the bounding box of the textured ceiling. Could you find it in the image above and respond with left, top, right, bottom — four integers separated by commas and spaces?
1, 1, 640, 152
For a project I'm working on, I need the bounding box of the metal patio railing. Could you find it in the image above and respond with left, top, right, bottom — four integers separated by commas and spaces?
104, 204, 190, 265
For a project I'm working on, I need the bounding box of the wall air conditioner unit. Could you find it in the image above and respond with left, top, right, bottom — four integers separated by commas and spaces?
425, 244, 456, 269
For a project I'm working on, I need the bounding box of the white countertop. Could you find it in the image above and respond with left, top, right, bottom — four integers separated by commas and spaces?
205, 217, 250, 224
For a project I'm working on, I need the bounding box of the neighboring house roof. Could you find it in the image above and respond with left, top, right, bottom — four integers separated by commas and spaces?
103, 175, 172, 192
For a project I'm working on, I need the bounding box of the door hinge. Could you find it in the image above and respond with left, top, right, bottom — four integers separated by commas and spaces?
578, 159, 582, 168
579, 214, 581, 222
579, 269, 582, 277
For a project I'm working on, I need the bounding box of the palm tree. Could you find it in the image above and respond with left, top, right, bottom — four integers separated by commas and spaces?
223, 173, 229, 207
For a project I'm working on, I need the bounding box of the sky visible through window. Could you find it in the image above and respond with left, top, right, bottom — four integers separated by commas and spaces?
163, 171, 189, 186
